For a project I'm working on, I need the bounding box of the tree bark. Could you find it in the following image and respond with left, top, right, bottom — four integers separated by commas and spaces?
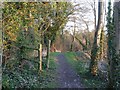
114, 1, 120, 54
70, 18, 76, 51
110, 1, 120, 88
89, 0, 103, 76
107, 1, 120, 88
94, 0, 96, 30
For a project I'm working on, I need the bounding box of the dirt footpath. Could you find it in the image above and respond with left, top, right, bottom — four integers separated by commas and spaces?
56, 53, 84, 88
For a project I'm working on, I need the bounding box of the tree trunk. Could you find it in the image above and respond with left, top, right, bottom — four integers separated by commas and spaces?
70, 18, 76, 51
94, 0, 96, 30
89, 0, 103, 76
99, 27, 104, 60
107, 0, 114, 88
114, 2, 120, 54
75, 36, 87, 50
111, 1, 120, 88
107, 0, 120, 88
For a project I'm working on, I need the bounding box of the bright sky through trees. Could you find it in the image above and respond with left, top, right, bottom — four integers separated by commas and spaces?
64, 0, 114, 34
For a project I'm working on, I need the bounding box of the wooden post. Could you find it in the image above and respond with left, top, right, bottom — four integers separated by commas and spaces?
47, 40, 51, 69
38, 43, 42, 72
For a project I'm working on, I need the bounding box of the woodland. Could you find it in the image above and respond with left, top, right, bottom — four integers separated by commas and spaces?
0, 0, 120, 89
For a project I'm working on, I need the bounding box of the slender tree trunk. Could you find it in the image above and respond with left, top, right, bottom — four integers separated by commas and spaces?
0, 3, 2, 88
94, 0, 96, 30
0, 1, 3, 71
89, 0, 103, 76
75, 36, 87, 50
99, 27, 104, 60
70, 18, 76, 51
61, 30, 64, 52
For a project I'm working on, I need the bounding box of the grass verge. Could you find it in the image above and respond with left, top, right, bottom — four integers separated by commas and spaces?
64, 51, 107, 88
40, 52, 59, 88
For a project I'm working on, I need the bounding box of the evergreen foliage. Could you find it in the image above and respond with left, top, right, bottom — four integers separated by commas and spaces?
106, 1, 120, 88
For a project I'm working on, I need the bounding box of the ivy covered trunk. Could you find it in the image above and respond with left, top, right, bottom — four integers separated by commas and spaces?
113, 1, 120, 88
70, 18, 76, 51
107, 0, 120, 88
89, 0, 103, 76
107, 1, 114, 88
99, 28, 105, 60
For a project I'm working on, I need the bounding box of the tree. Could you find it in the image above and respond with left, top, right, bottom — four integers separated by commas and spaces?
114, 1, 120, 87
89, 0, 104, 76
70, 17, 76, 51
107, 0, 120, 88
42, 2, 73, 68
2, 2, 43, 71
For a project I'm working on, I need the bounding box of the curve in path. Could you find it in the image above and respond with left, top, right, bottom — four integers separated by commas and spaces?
56, 53, 84, 88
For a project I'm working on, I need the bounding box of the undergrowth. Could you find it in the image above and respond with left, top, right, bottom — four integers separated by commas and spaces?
2, 53, 58, 89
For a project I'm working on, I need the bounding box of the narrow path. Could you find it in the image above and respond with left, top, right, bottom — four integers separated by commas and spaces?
56, 53, 84, 88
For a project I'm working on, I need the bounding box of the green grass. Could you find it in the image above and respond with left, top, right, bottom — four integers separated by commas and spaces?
2, 51, 108, 88
40, 52, 59, 88
63, 51, 107, 88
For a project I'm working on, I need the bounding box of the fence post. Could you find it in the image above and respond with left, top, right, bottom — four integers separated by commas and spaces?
38, 43, 42, 72
47, 40, 51, 69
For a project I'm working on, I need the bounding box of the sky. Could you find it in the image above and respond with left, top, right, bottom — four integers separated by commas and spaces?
63, 0, 114, 34
64, 0, 95, 34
